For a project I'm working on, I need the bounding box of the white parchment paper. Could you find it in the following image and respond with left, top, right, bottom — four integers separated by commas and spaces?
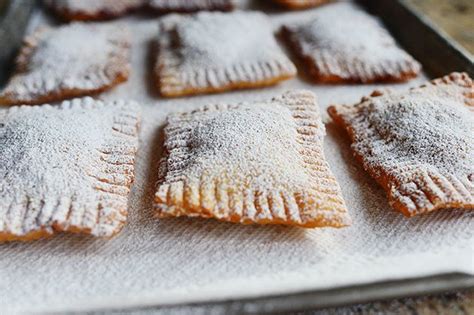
0, 2, 473, 314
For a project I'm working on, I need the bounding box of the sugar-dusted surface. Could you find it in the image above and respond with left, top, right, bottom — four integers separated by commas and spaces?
0, 2, 472, 313
171, 11, 283, 68
281, 2, 421, 82
0, 22, 130, 105
328, 72, 474, 216
156, 11, 296, 96
155, 91, 349, 227
0, 98, 140, 240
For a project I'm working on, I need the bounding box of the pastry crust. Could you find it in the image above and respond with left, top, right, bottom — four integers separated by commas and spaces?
281, 2, 421, 83
45, 0, 144, 21
155, 12, 297, 97
155, 90, 350, 228
328, 72, 474, 217
0, 23, 130, 106
148, 0, 234, 13
272, 0, 331, 10
0, 97, 140, 242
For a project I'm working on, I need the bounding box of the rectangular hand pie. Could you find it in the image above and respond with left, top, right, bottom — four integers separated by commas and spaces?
272, 0, 331, 10
155, 11, 297, 97
149, 0, 234, 12
45, 0, 144, 21
328, 72, 474, 217
0, 23, 130, 106
281, 2, 421, 83
155, 91, 350, 228
0, 97, 140, 242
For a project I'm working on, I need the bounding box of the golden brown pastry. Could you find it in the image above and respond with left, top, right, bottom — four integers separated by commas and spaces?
155, 90, 350, 228
0, 97, 140, 242
272, 0, 331, 10
281, 2, 421, 83
0, 23, 130, 106
155, 11, 296, 97
328, 72, 473, 216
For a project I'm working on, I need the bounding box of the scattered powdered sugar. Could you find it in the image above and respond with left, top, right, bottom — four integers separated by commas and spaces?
0, 22, 130, 104
171, 11, 284, 68
0, 97, 140, 239
362, 93, 474, 177
295, 3, 399, 59
178, 104, 310, 189
156, 90, 349, 227
157, 11, 296, 96
282, 2, 421, 81
30, 25, 113, 70
329, 73, 473, 215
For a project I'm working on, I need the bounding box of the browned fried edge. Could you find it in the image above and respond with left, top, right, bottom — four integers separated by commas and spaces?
273, 0, 332, 10
327, 72, 474, 217
279, 26, 420, 84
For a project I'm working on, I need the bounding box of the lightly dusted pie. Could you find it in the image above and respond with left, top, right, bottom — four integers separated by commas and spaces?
155, 11, 297, 97
45, 0, 145, 21
0, 22, 130, 106
0, 97, 140, 242
155, 90, 350, 228
328, 72, 474, 217
272, 0, 331, 10
148, 0, 234, 12
281, 2, 421, 83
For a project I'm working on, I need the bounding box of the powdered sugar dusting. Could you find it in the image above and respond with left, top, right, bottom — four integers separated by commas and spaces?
329, 72, 474, 215
297, 3, 397, 59
178, 12, 276, 67
0, 22, 130, 105
168, 104, 309, 189
155, 91, 349, 227
0, 97, 140, 240
157, 11, 296, 96
282, 2, 421, 82
363, 94, 473, 177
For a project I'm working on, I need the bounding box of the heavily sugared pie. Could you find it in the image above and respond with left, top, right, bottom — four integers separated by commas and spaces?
0, 23, 130, 105
281, 2, 421, 83
155, 11, 297, 97
0, 97, 140, 242
328, 72, 474, 216
155, 90, 350, 227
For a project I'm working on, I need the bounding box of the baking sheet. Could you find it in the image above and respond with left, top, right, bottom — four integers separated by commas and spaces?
0, 1, 473, 314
